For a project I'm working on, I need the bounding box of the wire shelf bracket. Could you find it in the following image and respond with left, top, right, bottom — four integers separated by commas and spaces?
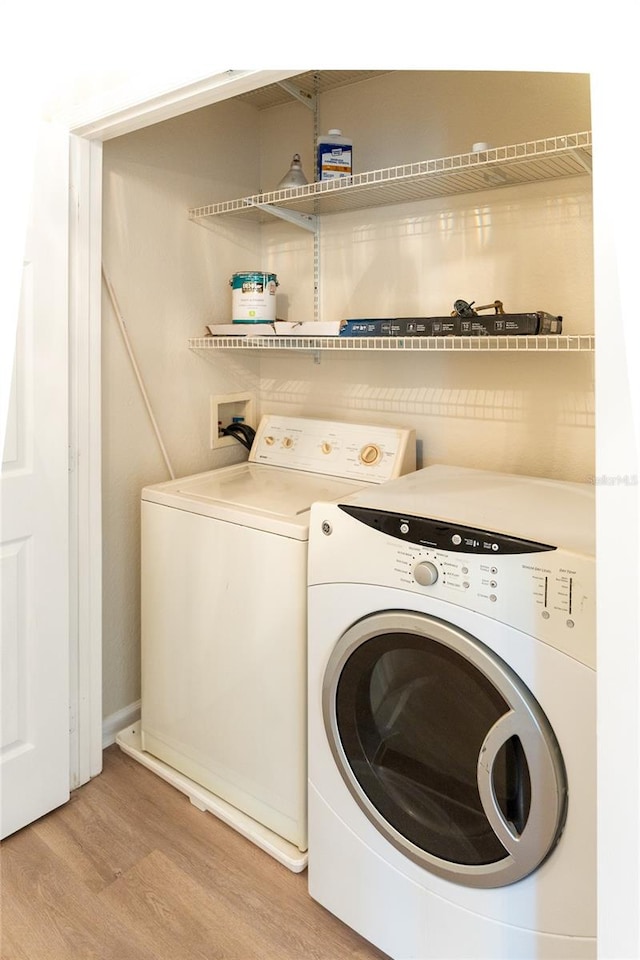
246, 200, 317, 232
276, 79, 316, 111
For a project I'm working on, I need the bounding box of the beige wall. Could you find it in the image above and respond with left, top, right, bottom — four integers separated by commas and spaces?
101, 100, 262, 716
254, 70, 592, 480
101, 70, 593, 719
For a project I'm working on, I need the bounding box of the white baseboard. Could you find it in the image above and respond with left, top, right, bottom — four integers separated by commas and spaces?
102, 700, 141, 749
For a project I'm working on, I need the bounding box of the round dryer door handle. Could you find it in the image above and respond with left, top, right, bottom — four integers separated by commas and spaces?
477, 709, 565, 870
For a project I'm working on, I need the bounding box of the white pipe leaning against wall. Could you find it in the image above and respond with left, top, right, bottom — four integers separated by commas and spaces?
102, 266, 176, 480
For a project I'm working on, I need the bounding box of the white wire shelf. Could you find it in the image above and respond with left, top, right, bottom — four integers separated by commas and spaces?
189, 132, 592, 225
189, 335, 594, 356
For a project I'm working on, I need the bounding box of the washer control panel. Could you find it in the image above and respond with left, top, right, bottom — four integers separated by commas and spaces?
340, 503, 555, 556
319, 502, 595, 667
249, 415, 415, 482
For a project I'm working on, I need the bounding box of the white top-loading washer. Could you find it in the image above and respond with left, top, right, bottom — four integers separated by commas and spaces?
132, 415, 415, 872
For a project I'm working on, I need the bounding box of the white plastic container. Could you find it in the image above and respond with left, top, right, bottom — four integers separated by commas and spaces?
316, 129, 352, 181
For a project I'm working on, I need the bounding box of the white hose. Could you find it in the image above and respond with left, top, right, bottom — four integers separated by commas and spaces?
102, 267, 176, 480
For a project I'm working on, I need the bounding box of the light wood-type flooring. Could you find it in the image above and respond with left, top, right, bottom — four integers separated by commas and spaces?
0, 745, 389, 960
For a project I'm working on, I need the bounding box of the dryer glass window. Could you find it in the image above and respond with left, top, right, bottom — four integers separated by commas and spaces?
335, 632, 532, 866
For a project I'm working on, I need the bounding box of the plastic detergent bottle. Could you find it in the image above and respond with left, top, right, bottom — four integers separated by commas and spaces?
316, 129, 353, 181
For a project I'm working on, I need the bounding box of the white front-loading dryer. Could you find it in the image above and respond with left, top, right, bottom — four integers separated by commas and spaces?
307, 464, 595, 959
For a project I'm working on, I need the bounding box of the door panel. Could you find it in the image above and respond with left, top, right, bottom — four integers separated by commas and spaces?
1, 122, 70, 838
323, 610, 567, 888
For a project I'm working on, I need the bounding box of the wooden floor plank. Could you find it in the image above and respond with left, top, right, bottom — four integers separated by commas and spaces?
29, 784, 154, 894
98, 848, 273, 960
100, 751, 386, 959
1, 746, 389, 960
0, 828, 158, 960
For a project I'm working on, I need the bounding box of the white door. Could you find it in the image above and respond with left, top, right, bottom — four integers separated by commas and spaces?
1, 122, 70, 838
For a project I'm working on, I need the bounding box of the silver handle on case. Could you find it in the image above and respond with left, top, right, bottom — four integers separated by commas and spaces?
477, 709, 563, 869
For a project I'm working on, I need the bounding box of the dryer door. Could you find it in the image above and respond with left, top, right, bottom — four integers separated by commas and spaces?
322, 611, 567, 888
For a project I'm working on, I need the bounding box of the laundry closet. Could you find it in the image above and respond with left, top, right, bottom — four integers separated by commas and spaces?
100, 69, 593, 743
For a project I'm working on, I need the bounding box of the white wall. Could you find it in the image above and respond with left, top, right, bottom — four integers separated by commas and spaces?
258, 349, 593, 481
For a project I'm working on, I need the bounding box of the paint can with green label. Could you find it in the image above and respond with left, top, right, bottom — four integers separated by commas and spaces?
230, 271, 279, 323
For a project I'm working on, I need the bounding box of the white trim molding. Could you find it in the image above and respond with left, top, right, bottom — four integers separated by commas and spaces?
67, 69, 300, 141
68, 133, 104, 786
103, 701, 141, 750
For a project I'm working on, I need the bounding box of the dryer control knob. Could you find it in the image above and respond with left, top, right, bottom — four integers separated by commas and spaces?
414, 561, 439, 587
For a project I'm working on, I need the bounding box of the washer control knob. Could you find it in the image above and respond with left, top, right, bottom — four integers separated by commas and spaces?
321, 441, 332, 454
264, 436, 275, 446
414, 561, 439, 587
360, 443, 381, 465
282, 437, 293, 448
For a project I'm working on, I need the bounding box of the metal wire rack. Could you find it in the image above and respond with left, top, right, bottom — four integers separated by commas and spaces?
188, 335, 594, 356
188, 132, 592, 225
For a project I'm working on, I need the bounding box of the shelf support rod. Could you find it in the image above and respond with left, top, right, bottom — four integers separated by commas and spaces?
246, 200, 317, 233
276, 80, 316, 111
313, 71, 321, 323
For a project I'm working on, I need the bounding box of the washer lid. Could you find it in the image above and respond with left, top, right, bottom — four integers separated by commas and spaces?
142, 462, 368, 538
141, 415, 416, 538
